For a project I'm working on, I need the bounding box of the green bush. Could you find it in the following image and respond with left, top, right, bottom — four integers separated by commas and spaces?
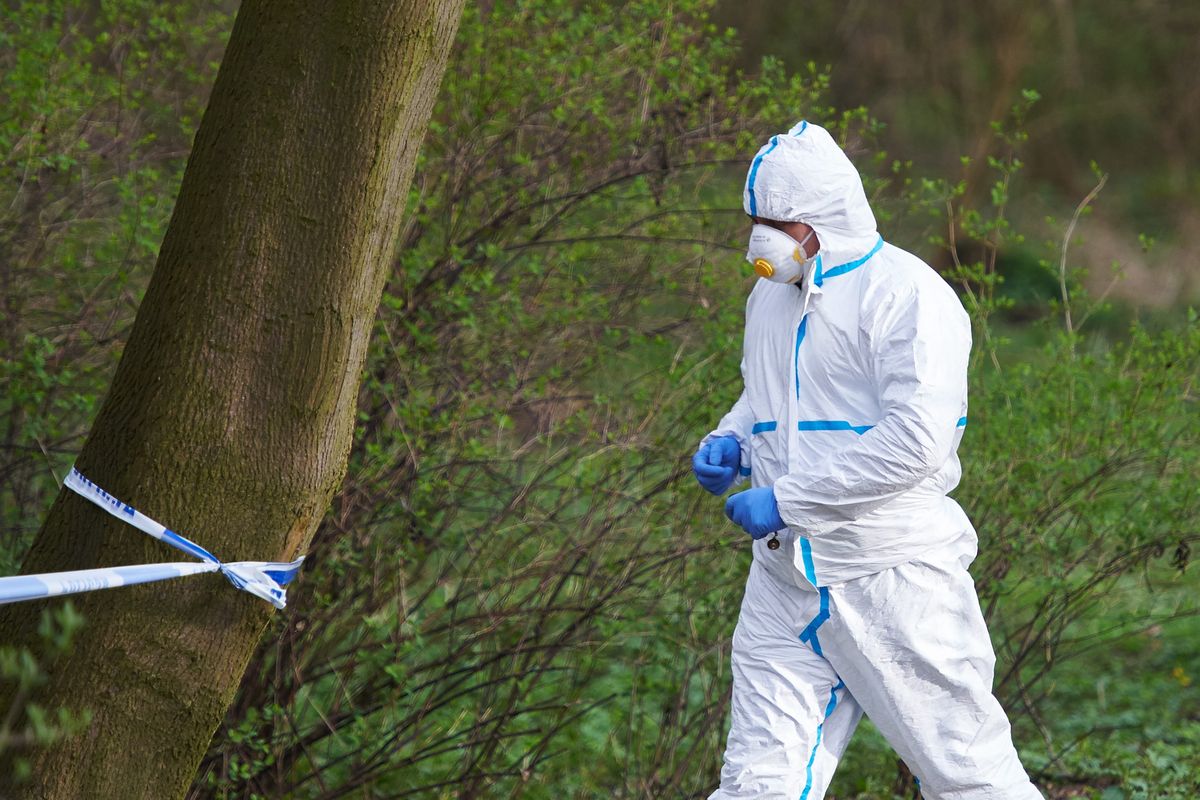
0, 0, 231, 572
0, 602, 90, 784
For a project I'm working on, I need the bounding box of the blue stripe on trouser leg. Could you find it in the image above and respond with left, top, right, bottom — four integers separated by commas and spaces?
799, 678, 845, 800
798, 587, 830, 656
709, 564, 864, 799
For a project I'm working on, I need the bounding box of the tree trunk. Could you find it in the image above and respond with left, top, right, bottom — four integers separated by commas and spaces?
0, 0, 464, 796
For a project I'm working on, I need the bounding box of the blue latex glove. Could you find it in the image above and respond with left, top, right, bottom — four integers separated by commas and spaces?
692, 436, 741, 495
725, 487, 786, 539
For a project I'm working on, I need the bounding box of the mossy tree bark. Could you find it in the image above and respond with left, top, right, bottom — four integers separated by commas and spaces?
0, 0, 464, 796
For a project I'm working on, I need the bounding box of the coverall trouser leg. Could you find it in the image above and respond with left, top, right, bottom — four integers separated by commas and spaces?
710, 559, 862, 799
709, 554, 1044, 800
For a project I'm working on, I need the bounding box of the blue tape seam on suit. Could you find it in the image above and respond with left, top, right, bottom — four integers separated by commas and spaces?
799, 677, 845, 799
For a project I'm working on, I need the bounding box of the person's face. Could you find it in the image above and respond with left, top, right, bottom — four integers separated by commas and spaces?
750, 217, 819, 259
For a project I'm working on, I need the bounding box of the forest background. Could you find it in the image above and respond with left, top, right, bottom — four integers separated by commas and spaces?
1, 0, 1197, 798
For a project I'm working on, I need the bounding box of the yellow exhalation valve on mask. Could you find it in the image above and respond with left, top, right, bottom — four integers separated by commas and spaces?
753, 258, 775, 278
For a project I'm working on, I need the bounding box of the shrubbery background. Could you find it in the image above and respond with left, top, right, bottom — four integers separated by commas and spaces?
2, 1, 1196, 797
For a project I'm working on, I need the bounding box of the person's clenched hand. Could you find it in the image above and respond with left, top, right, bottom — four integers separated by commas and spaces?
692, 436, 740, 495
724, 487, 785, 539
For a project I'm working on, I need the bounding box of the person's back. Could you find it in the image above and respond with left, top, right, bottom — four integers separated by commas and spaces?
692, 120, 1044, 799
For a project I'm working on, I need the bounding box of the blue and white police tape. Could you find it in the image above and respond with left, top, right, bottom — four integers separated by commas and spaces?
0, 468, 304, 609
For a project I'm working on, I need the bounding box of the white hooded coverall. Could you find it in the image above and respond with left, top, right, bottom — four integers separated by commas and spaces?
702, 121, 1043, 799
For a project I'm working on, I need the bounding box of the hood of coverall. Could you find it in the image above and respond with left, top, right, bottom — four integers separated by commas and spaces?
742, 121, 880, 270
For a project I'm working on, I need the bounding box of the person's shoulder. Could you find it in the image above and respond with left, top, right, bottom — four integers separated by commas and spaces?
873, 242, 950, 289
859, 242, 969, 331
869, 242, 963, 307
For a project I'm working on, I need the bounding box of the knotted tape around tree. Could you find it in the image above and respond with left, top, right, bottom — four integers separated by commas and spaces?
0, 468, 304, 609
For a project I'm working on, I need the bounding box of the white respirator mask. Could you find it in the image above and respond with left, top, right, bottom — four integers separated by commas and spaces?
745, 223, 817, 284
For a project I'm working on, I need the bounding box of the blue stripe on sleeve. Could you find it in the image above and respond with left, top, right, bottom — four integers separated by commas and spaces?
797, 420, 875, 435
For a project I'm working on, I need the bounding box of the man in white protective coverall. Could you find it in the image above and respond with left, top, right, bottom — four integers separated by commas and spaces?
692, 120, 1044, 800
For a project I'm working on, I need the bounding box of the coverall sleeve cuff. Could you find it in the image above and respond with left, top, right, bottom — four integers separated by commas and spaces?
773, 484, 847, 538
